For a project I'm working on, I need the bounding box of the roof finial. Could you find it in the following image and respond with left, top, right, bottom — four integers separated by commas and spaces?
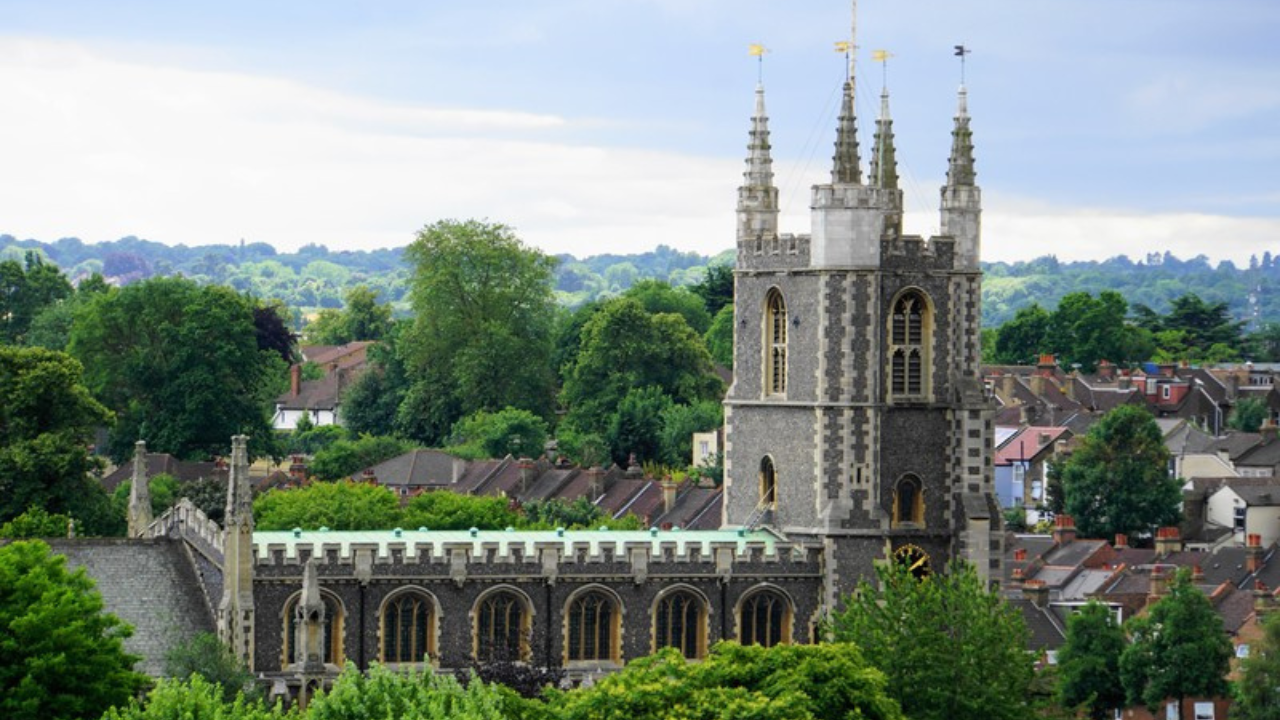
748, 43, 768, 84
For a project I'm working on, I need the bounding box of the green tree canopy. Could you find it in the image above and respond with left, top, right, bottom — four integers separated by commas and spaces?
0, 346, 116, 532
102, 674, 287, 720
162, 631, 259, 704
307, 434, 412, 482
560, 297, 722, 441
547, 643, 904, 720
1233, 609, 1280, 720
1120, 568, 1232, 720
992, 302, 1051, 365
304, 284, 392, 345
1057, 600, 1127, 720
68, 277, 282, 462
398, 219, 558, 445
0, 252, 73, 345
1050, 405, 1182, 540
0, 506, 74, 539
253, 481, 403, 531
1229, 397, 1269, 433
829, 560, 1033, 720
0, 540, 148, 720
621, 279, 713, 334
446, 407, 549, 460
704, 304, 734, 369
690, 262, 734, 317
401, 492, 519, 531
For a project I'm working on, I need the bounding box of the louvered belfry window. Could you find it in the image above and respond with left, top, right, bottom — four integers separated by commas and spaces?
890, 291, 928, 398
766, 289, 787, 395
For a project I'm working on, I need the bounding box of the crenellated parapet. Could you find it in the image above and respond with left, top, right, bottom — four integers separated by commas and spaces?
737, 233, 810, 271
879, 234, 958, 271
147, 498, 225, 558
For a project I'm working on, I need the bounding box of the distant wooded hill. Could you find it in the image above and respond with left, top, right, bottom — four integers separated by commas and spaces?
3, 234, 1278, 328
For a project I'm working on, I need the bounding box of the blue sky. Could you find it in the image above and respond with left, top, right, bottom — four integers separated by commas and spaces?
0, 0, 1276, 264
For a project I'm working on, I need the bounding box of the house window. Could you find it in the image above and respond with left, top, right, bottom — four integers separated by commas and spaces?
566, 589, 620, 663
654, 588, 706, 659
765, 289, 787, 395
1161, 385, 1171, 400
282, 592, 344, 667
1194, 702, 1215, 720
739, 587, 791, 648
381, 589, 435, 664
475, 589, 529, 662
759, 456, 777, 509
892, 475, 924, 526
1234, 505, 1246, 532
889, 290, 930, 399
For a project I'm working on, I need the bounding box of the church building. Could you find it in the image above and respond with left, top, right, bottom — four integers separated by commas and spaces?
50, 26, 999, 698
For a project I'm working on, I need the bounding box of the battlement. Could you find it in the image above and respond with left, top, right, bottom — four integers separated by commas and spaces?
252, 527, 808, 567
737, 233, 810, 270
880, 234, 957, 270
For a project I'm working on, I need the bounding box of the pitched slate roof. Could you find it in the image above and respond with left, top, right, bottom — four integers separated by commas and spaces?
101, 454, 229, 493
47, 538, 216, 676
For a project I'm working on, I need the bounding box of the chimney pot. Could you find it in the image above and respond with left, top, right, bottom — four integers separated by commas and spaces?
290, 364, 301, 397
1115, 533, 1128, 549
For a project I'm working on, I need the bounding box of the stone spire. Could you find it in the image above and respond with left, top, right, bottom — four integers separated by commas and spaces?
294, 559, 327, 673
946, 85, 976, 187
218, 434, 256, 668
831, 80, 862, 184
224, 434, 253, 529
869, 89, 898, 190
736, 83, 779, 244
127, 440, 152, 538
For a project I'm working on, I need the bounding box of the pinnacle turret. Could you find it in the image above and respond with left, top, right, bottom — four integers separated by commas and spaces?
737, 83, 780, 245
869, 89, 898, 190
224, 434, 253, 529
946, 85, 976, 187
831, 81, 862, 184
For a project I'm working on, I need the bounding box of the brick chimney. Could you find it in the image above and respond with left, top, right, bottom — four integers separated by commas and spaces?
1247, 533, 1264, 573
1255, 579, 1277, 615
1014, 547, 1028, 562
361, 467, 377, 485
587, 466, 605, 498
1114, 533, 1128, 549
1010, 567, 1025, 590
1192, 565, 1205, 583
1158, 362, 1177, 378
1029, 374, 1046, 397
1148, 565, 1169, 604
1036, 354, 1057, 378
1117, 373, 1132, 391
290, 363, 301, 397
1001, 373, 1016, 399
1097, 360, 1115, 382
289, 454, 308, 483
1023, 579, 1049, 608
518, 457, 535, 494
1053, 515, 1077, 546
1155, 526, 1183, 556
661, 475, 678, 515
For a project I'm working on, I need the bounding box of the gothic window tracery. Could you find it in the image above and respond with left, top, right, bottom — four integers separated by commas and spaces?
739, 587, 791, 648
889, 290, 931, 399
760, 456, 777, 509
566, 588, 620, 663
654, 588, 706, 659
765, 289, 787, 396
381, 589, 436, 664
475, 589, 529, 663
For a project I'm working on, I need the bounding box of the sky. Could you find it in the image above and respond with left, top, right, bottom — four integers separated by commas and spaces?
0, 0, 1277, 265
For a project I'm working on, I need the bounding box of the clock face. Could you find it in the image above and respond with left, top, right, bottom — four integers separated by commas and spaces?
894, 544, 931, 579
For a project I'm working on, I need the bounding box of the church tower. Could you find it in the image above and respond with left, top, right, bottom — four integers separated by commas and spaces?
722, 34, 1000, 610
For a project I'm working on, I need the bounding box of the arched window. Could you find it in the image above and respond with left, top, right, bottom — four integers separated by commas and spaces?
475, 589, 529, 663
759, 456, 777, 509
765, 289, 787, 396
381, 589, 436, 664
893, 475, 924, 527
739, 587, 791, 648
889, 290, 930, 399
654, 588, 706, 659
566, 588, 620, 663
282, 591, 343, 667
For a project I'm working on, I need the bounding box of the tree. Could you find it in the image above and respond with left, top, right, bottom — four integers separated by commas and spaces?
622, 279, 712, 334
446, 407, 549, 460
658, 399, 723, 468
0, 506, 74, 539
398, 220, 558, 444
0, 540, 148, 720
1057, 600, 1126, 720
519, 498, 642, 530
1046, 291, 1151, 371
0, 252, 73, 345
1050, 405, 1182, 540
606, 386, 674, 465
1233, 609, 1280, 720
690, 262, 734, 317
307, 434, 412, 482
993, 303, 1050, 365
253, 301, 297, 365
68, 277, 282, 462
547, 643, 905, 720
560, 297, 722, 441
304, 284, 392, 345
1229, 397, 1269, 433
829, 560, 1033, 720
1120, 568, 1231, 720
101, 674, 286, 720
254, 481, 403, 531
401, 492, 519, 531
308, 662, 510, 720
110, 473, 181, 524
704, 304, 734, 368
0, 346, 115, 532
163, 631, 258, 703
340, 326, 412, 438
